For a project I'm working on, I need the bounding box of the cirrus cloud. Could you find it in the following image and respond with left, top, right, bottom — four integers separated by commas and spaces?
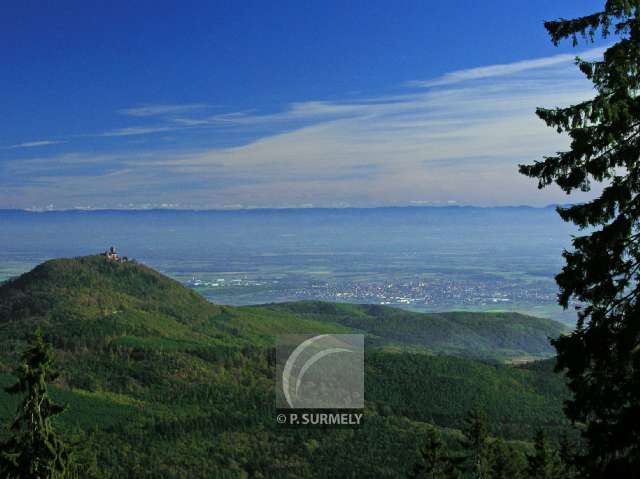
1, 48, 606, 209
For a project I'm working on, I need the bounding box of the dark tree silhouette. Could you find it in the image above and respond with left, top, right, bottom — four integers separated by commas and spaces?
0, 331, 74, 478
558, 434, 579, 479
520, 2, 640, 476
525, 430, 562, 479
461, 408, 490, 479
410, 428, 460, 479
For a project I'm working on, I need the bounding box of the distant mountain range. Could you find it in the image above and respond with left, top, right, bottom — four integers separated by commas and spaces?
0, 256, 571, 477
0, 204, 571, 214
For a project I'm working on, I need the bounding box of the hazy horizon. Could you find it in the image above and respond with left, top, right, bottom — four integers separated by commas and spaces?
1, 203, 577, 213
0, 207, 578, 324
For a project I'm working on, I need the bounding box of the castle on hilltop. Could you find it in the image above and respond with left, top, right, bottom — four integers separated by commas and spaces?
102, 246, 128, 262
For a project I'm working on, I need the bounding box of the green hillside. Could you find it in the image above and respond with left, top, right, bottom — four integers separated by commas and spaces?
0, 256, 571, 478
258, 301, 566, 360
0, 256, 345, 354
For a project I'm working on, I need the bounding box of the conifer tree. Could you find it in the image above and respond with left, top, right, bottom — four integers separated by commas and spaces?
461, 408, 490, 479
0, 331, 74, 479
410, 428, 460, 479
490, 438, 524, 479
557, 434, 579, 479
520, 2, 640, 476
525, 430, 562, 479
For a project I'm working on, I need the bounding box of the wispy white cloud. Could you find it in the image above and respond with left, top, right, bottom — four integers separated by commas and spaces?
100, 104, 214, 135
7, 140, 66, 149
406, 46, 607, 88
2, 48, 605, 208
118, 103, 209, 117
99, 126, 177, 137
172, 118, 212, 126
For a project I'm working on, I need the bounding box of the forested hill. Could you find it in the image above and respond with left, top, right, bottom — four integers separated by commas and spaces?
258, 301, 566, 360
0, 256, 571, 477
0, 255, 565, 360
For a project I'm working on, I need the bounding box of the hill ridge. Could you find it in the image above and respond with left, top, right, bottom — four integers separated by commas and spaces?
0, 255, 565, 361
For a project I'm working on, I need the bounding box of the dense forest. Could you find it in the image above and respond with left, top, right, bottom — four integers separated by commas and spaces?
0, 256, 574, 477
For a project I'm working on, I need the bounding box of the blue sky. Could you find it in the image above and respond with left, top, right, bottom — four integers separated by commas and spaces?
1, 1, 608, 209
